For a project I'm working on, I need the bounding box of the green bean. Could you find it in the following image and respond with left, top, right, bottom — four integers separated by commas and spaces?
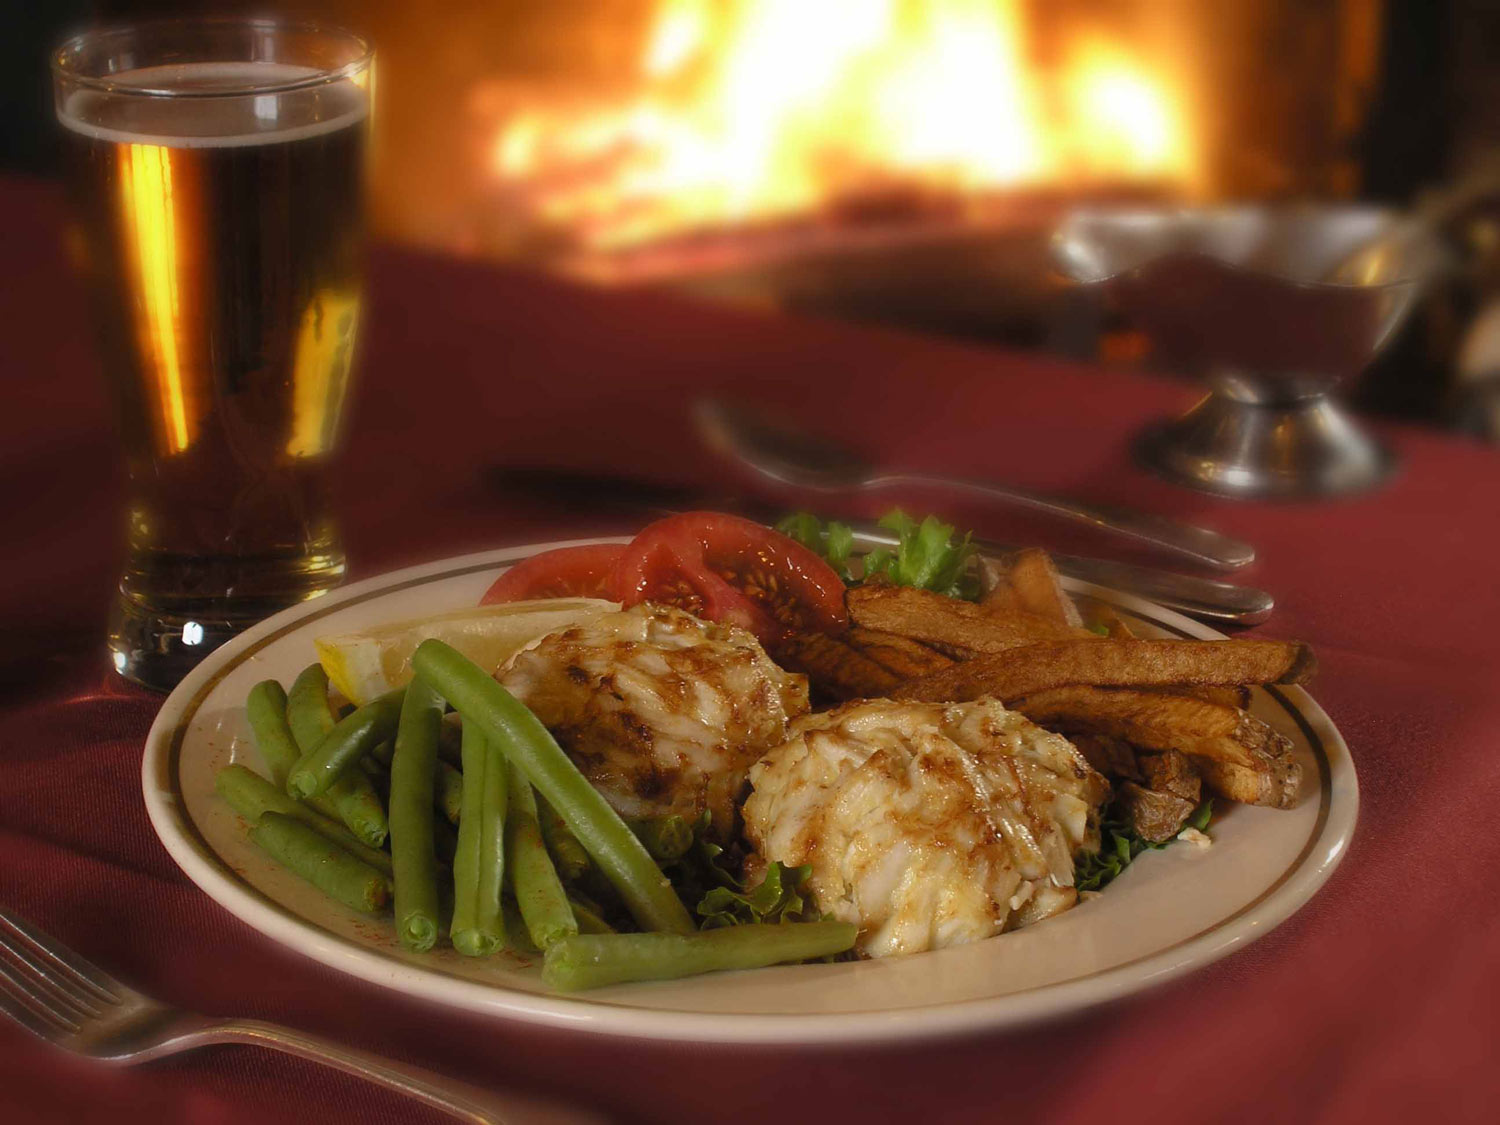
286, 664, 338, 749
246, 679, 342, 821
450, 723, 508, 957
286, 689, 404, 801
538, 796, 591, 881
541, 922, 858, 991
389, 676, 444, 952
332, 774, 389, 847
412, 641, 694, 936
505, 761, 577, 950
358, 750, 460, 827
246, 681, 302, 789
628, 815, 693, 862
287, 665, 389, 847
215, 765, 393, 878
249, 812, 389, 914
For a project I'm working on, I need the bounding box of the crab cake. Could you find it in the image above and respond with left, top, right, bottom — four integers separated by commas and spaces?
742, 698, 1107, 957
498, 603, 809, 835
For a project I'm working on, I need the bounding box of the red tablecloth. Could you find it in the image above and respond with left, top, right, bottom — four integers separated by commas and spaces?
2, 175, 1497, 1124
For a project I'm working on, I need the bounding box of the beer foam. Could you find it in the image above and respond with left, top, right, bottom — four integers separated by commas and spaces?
59, 62, 368, 148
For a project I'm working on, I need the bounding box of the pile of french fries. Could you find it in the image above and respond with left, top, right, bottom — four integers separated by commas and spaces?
778, 550, 1315, 842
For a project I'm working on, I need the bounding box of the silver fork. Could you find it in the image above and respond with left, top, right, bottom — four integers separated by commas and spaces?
0, 907, 606, 1125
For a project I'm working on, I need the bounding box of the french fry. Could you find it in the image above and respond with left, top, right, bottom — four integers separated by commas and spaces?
846, 627, 954, 681
977, 555, 1022, 612
847, 584, 1083, 657
986, 549, 1083, 628
774, 631, 902, 701
897, 638, 1315, 703
1009, 686, 1301, 809
1145, 683, 1253, 710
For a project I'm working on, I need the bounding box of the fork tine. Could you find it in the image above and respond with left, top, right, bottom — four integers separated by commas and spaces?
0, 940, 105, 1021
0, 956, 80, 1035
0, 931, 110, 1018
0, 976, 66, 1041
0, 910, 121, 1003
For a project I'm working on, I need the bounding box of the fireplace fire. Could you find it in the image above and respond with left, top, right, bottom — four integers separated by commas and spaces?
474, 0, 1196, 261
340, 0, 1382, 335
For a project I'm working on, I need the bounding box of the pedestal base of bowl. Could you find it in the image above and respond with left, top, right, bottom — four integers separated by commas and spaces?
1134, 388, 1394, 498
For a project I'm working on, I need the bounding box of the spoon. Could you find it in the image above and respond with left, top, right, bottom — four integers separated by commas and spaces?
695, 400, 1256, 571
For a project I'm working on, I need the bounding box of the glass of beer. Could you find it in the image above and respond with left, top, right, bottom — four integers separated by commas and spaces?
53, 20, 372, 690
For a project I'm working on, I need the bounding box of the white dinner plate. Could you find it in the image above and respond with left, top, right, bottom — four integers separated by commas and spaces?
143, 539, 1357, 1044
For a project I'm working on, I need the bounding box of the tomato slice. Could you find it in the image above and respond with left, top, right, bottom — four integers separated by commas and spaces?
611, 512, 848, 643
479, 544, 625, 603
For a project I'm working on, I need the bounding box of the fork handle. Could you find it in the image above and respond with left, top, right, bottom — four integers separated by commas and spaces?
174, 1019, 605, 1125
869, 472, 1255, 571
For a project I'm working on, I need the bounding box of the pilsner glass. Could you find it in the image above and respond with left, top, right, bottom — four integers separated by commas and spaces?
53, 20, 373, 690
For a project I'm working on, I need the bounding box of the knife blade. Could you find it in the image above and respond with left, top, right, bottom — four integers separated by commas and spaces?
482, 467, 1273, 625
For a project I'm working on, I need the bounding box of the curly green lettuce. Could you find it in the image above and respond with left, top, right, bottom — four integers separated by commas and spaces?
652, 813, 822, 927
697, 861, 821, 928
777, 512, 856, 582
778, 510, 979, 599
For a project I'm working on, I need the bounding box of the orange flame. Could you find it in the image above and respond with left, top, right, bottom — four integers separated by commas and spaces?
487, 0, 1194, 250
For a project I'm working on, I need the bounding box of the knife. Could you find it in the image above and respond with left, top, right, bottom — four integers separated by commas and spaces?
483, 467, 1274, 625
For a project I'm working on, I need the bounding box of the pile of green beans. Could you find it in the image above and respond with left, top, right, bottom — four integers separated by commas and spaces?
412, 640, 697, 936
215, 765, 393, 878
286, 689, 405, 804
222, 647, 857, 990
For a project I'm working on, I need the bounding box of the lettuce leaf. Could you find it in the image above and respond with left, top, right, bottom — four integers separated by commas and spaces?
862, 511, 979, 599
778, 509, 979, 599
697, 861, 821, 928
777, 512, 855, 581
650, 811, 823, 928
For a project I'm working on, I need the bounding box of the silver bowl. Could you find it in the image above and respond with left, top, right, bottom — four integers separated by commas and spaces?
1053, 206, 1441, 498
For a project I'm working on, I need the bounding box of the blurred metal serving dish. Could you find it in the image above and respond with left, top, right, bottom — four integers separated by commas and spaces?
1054, 205, 1443, 498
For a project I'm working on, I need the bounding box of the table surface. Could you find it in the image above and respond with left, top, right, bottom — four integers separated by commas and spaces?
2, 174, 1497, 1125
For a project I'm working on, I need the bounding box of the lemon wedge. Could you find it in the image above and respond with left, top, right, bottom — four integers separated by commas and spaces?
315, 598, 618, 705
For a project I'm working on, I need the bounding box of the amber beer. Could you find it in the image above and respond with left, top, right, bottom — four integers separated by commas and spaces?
56, 26, 372, 688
